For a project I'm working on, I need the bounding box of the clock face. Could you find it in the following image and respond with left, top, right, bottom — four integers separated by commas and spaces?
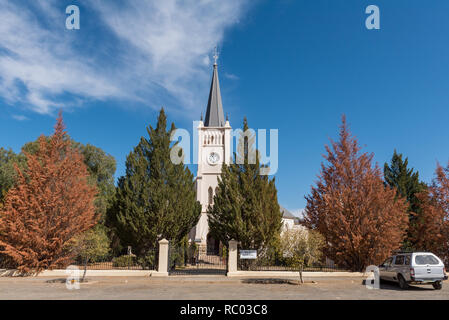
208, 152, 220, 165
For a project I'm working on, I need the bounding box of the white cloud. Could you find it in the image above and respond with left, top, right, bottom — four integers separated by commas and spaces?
202, 55, 211, 67
0, 0, 121, 114
224, 73, 239, 80
11, 114, 28, 121
89, 0, 249, 112
0, 0, 250, 115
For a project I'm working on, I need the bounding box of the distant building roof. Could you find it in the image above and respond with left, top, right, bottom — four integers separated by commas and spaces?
280, 205, 295, 219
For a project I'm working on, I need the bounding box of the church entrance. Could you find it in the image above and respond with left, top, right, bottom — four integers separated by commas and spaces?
207, 234, 220, 255
168, 241, 227, 275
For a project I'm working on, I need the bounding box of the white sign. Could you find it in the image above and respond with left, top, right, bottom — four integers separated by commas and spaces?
240, 250, 257, 259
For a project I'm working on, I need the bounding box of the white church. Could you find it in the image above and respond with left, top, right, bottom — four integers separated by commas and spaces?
189, 55, 299, 254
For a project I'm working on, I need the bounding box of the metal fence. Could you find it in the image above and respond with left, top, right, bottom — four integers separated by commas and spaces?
169, 244, 227, 275
71, 248, 158, 271
237, 249, 348, 272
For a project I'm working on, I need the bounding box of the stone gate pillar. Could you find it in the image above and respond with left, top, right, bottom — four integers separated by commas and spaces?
153, 238, 169, 277
227, 239, 238, 276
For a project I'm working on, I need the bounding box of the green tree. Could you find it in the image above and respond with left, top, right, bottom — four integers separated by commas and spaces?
280, 228, 324, 283
0, 149, 25, 266
384, 150, 427, 249
108, 108, 201, 258
67, 226, 110, 281
76, 143, 116, 223
208, 118, 283, 251
0, 148, 25, 202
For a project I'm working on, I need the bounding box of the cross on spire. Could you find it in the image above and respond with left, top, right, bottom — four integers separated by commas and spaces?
213, 46, 219, 66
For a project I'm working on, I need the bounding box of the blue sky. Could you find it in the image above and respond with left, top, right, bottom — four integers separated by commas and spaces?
1, 0, 448, 215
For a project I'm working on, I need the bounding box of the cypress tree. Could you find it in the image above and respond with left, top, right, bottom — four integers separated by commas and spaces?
208, 118, 282, 251
108, 109, 201, 259
384, 150, 427, 249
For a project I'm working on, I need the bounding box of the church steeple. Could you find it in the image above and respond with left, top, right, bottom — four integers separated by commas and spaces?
204, 49, 225, 127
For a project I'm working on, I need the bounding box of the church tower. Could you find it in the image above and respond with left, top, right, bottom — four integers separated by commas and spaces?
190, 53, 231, 254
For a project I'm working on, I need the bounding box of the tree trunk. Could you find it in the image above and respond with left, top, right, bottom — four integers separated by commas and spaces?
82, 257, 88, 282
299, 264, 304, 284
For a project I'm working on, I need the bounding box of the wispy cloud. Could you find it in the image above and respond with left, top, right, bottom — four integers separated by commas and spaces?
224, 73, 239, 80
0, 0, 121, 114
11, 114, 28, 121
0, 0, 250, 115
88, 0, 249, 112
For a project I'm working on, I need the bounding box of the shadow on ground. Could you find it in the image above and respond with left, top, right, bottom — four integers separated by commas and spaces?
169, 269, 227, 276
241, 278, 315, 285
46, 278, 91, 283
361, 279, 436, 291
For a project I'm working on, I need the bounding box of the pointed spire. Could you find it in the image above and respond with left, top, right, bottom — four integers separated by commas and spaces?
204, 52, 225, 127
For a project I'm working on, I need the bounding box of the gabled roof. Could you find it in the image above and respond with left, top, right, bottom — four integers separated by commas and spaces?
280, 205, 296, 219
204, 64, 225, 127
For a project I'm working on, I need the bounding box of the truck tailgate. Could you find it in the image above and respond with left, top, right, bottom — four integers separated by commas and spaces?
414, 265, 444, 280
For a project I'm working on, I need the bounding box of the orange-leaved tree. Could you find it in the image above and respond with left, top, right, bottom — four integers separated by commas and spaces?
0, 112, 97, 274
411, 162, 449, 264
303, 116, 409, 271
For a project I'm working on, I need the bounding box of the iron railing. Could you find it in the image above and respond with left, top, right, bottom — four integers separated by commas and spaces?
237, 249, 348, 272
168, 244, 227, 275
72, 248, 158, 271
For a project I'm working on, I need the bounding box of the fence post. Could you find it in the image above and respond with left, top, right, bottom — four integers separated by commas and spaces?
153, 238, 169, 277
227, 239, 238, 276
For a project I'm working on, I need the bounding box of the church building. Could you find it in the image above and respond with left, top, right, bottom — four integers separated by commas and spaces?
189, 54, 298, 254
189, 53, 231, 254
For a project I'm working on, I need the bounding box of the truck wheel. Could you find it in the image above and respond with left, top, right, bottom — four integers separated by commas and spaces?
432, 281, 442, 290
398, 275, 409, 290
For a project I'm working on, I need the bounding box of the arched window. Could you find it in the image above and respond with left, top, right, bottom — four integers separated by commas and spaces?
208, 187, 213, 205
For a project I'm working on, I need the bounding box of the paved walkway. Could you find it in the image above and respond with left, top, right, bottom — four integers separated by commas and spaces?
0, 276, 448, 300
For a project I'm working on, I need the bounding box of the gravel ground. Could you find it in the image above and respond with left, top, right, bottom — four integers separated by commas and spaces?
0, 276, 447, 300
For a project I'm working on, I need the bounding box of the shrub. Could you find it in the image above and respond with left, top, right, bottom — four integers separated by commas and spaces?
137, 251, 157, 270
112, 255, 136, 268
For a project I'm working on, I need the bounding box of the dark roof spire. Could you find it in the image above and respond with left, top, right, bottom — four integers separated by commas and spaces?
204, 49, 225, 127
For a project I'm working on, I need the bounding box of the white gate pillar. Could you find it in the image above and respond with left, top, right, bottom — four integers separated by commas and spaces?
227, 239, 238, 276
153, 238, 169, 277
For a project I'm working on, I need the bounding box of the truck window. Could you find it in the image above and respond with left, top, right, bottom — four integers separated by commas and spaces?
405, 255, 411, 265
394, 255, 404, 265
382, 257, 393, 267
415, 255, 439, 265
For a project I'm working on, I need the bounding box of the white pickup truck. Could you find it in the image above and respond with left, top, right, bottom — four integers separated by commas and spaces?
378, 252, 448, 290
